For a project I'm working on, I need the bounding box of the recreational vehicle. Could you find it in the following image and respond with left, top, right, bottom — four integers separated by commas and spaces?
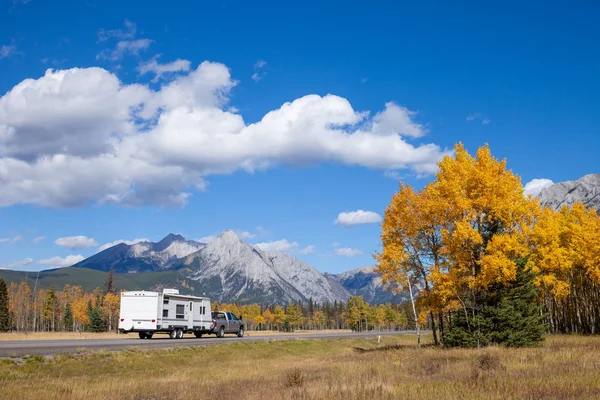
118, 288, 213, 339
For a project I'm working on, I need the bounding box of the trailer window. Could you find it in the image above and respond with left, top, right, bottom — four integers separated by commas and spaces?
163, 309, 168, 318
163, 298, 169, 305
176, 304, 185, 319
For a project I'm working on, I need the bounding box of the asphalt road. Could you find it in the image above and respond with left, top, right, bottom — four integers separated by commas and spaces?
0, 331, 417, 357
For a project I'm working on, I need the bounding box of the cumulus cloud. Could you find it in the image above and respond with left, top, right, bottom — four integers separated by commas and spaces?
335, 247, 363, 257
55, 235, 98, 249
97, 237, 149, 252
254, 239, 298, 253
0, 61, 449, 208
38, 254, 85, 268
0, 258, 33, 270
524, 178, 554, 197
335, 210, 382, 226
0, 45, 16, 59
33, 236, 46, 243
371, 102, 426, 138
138, 55, 191, 82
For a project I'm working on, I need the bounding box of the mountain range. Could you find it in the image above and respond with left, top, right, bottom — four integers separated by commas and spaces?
2, 174, 597, 305
0, 230, 400, 305
538, 174, 600, 212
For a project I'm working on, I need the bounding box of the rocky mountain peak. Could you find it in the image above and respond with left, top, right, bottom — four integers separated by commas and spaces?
538, 173, 600, 211
154, 233, 186, 251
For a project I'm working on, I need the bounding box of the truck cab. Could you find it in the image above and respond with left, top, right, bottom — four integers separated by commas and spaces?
211, 311, 244, 338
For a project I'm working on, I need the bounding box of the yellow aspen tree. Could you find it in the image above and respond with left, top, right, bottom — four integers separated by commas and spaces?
375, 182, 446, 344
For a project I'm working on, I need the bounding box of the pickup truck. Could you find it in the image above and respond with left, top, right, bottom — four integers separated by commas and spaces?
211, 311, 245, 338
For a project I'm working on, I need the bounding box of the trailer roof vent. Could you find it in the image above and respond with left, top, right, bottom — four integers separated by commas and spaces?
163, 288, 179, 295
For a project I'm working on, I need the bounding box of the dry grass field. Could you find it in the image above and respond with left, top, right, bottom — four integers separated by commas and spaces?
0, 329, 353, 341
1, 334, 600, 399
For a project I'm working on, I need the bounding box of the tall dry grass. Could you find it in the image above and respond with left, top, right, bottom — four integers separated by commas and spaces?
1, 334, 600, 399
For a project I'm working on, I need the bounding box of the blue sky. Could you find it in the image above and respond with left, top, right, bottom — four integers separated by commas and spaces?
0, 0, 599, 273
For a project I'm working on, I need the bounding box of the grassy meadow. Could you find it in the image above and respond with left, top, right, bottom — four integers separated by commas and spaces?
1, 334, 600, 399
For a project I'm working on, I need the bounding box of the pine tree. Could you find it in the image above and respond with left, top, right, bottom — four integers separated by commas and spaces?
88, 306, 106, 332
444, 258, 546, 348
0, 279, 10, 332
63, 303, 74, 332
104, 265, 116, 295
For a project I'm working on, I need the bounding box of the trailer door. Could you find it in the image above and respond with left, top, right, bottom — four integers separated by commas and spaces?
187, 301, 194, 329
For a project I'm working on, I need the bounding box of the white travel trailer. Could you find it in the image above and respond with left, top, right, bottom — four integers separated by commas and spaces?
118, 288, 213, 339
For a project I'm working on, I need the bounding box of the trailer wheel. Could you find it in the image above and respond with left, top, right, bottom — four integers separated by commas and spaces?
218, 326, 225, 338
237, 327, 244, 338
146, 332, 153, 339
176, 329, 184, 339
194, 332, 203, 338
169, 330, 177, 339
138, 332, 146, 339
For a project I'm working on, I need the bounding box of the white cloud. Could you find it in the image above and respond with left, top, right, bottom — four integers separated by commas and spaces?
524, 178, 554, 197
37, 254, 84, 268
371, 102, 426, 138
97, 237, 149, 252
0, 235, 21, 243
196, 235, 217, 244
98, 20, 137, 42
0, 45, 16, 59
335, 210, 382, 226
252, 59, 267, 82
254, 239, 298, 253
237, 231, 256, 239
55, 235, 98, 249
33, 236, 46, 243
383, 170, 404, 180
466, 112, 490, 126
98, 39, 153, 61
298, 245, 316, 255
335, 247, 363, 257
0, 61, 449, 209
0, 258, 33, 270
138, 55, 191, 82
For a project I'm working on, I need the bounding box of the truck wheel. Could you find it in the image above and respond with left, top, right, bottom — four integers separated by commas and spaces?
146, 332, 153, 339
218, 326, 225, 338
138, 332, 146, 339
237, 327, 244, 338
170, 330, 177, 339
194, 332, 203, 338
177, 329, 184, 339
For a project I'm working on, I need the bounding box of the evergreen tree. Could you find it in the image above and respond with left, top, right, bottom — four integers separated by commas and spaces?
104, 265, 116, 295
0, 279, 10, 332
444, 258, 546, 348
88, 306, 106, 332
63, 303, 74, 332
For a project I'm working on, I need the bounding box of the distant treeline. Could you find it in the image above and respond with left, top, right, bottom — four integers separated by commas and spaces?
0, 273, 417, 333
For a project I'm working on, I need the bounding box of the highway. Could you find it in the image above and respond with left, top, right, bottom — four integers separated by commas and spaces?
0, 330, 417, 357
